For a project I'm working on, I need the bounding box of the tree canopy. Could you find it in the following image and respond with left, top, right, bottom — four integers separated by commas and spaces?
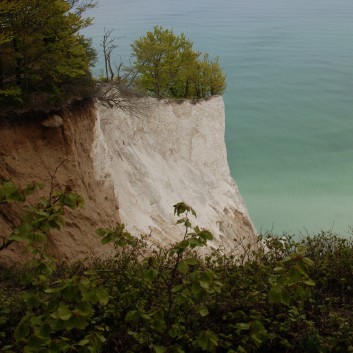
131, 26, 226, 99
0, 10, 227, 112
0, 0, 96, 109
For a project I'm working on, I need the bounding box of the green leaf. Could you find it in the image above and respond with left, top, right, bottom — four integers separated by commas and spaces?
125, 310, 139, 322
296, 245, 306, 255
51, 303, 72, 321
48, 338, 71, 352
152, 309, 166, 332
96, 287, 109, 305
236, 346, 247, 353
172, 239, 189, 254
14, 320, 30, 341
73, 302, 93, 318
0, 181, 25, 202
168, 326, 178, 338
188, 238, 202, 248
184, 257, 198, 266
23, 183, 37, 196
8, 234, 25, 242
269, 285, 282, 304
143, 268, 159, 282
39, 324, 51, 339
78, 338, 90, 346
303, 257, 314, 266
154, 346, 167, 353
251, 320, 265, 334
101, 234, 112, 245
297, 285, 312, 300
27, 334, 49, 349
171, 284, 184, 293
199, 280, 210, 290
25, 294, 41, 309
30, 315, 43, 327
288, 267, 303, 282
192, 283, 206, 300
250, 320, 267, 345
197, 330, 218, 351
281, 288, 291, 306
177, 261, 189, 275
61, 192, 84, 209
44, 287, 61, 294
174, 202, 186, 216
199, 306, 209, 317
63, 315, 87, 330
236, 323, 251, 332
304, 279, 315, 287
62, 284, 79, 301
96, 228, 107, 237
199, 230, 213, 241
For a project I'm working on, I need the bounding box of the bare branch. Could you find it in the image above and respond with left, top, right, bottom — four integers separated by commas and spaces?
66, 0, 97, 15
101, 29, 121, 81
48, 159, 68, 204
0, 239, 14, 252
94, 81, 146, 115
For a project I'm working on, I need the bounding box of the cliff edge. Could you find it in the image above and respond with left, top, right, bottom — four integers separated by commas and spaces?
0, 103, 118, 264
95, 96, 256, 249
0, 96, 256, 263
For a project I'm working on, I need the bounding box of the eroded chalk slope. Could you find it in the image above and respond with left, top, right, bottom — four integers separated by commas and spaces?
94, 96, 256, 249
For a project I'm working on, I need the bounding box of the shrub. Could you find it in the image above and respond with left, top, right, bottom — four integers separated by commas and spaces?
0, 181, 352, 352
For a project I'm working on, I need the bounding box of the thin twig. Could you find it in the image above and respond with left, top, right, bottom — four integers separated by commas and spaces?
48, 159, 68, 203
0, 239, 14, 252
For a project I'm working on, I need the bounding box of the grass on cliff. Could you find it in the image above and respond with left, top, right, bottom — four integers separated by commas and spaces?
0, 181, 352, 353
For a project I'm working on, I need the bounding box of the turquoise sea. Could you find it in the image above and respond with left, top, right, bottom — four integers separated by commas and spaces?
83, 0, 353, 236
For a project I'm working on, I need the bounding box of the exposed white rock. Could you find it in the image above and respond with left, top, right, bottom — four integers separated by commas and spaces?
42, 114, 63, 128
93, 96, 256, 250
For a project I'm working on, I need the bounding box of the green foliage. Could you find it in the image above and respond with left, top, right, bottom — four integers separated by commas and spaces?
0, 180, 37, 204
0, 0, 96, 111
0, 180, 107, 352
0, 87, 23, 105
268, 245, 315, 307
0, 182, 352, 352
131, 26, 226, 99
97, 224, 137, 247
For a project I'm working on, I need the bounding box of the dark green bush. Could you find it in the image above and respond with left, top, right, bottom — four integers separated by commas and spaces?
0, 181, 352, 352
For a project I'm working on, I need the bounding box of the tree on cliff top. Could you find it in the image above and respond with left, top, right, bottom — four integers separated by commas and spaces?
131, 26, 226, 99
0, 0, 96, 110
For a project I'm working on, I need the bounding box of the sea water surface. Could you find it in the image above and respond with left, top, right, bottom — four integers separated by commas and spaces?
83, 0, 353, 236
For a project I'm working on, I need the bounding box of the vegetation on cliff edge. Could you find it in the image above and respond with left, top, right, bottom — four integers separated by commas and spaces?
0, 0, 96, 111
0, 0, 226, 114
131, 26, 226, 99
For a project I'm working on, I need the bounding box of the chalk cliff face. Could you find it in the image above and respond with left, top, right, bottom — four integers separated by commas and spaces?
0, 97, 256, 263
94, 96, 256, 249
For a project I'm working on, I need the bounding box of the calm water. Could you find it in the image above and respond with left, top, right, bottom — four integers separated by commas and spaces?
83, 0, 353, 236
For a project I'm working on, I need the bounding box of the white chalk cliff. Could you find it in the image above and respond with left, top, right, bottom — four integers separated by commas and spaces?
0, 96, 256, 264
94, 96, 256, 248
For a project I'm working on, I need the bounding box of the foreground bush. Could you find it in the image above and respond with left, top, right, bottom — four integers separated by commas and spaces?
0, 181, 352, 352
